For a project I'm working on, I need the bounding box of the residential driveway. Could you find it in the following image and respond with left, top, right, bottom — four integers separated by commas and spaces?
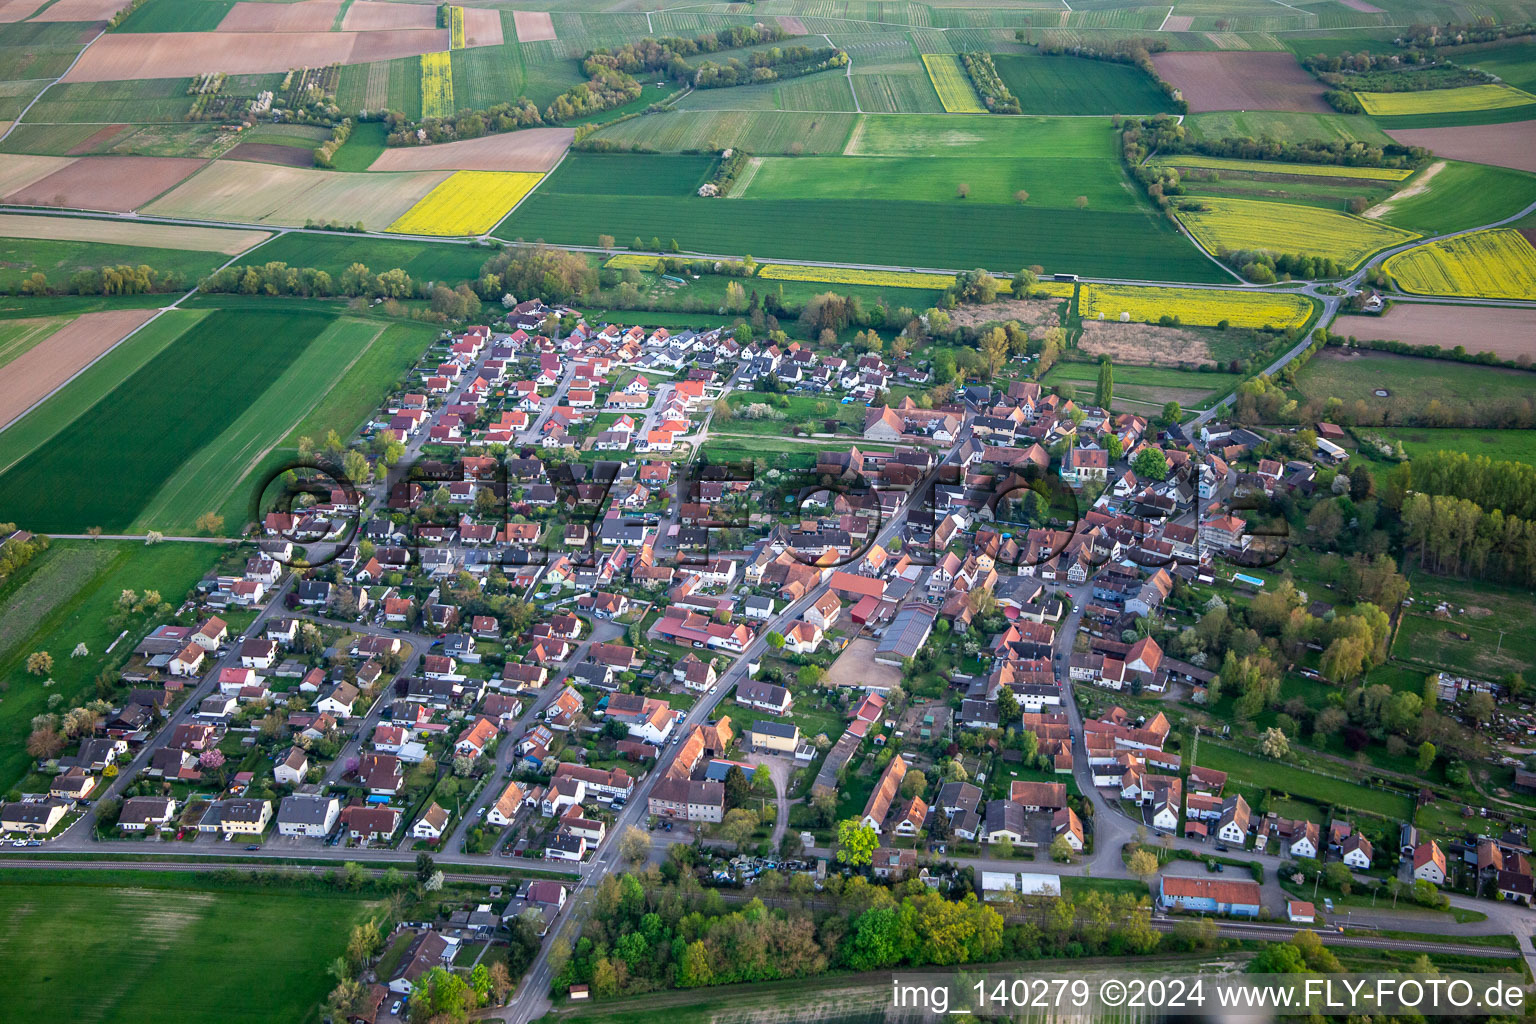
741, 752, 793, 851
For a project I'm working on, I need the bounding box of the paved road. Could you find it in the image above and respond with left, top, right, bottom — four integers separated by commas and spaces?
1190, 195, 1536, 428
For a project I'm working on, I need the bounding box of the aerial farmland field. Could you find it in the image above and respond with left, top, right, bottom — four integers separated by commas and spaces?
1383, 228, 1536, 300
1174, 195, 1420, 268
0, 308, 332, 532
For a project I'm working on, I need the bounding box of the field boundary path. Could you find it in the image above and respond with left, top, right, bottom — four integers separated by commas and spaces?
0, 27, 106, 145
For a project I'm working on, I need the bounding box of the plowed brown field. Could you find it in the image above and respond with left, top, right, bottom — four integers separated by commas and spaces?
64, 28, 454, 81
0, 309, 157, 429
3, 155, 204, 212
1152, 51, 1329, 113
367, 128, 571, 172
511, 10, 555, 42
342, 0, 435, 30
1338, 305, 1536, 361
1388, 121, 1536, 175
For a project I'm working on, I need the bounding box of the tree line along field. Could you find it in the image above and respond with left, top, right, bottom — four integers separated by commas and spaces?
0, 308, 333, 533
0, 871, 373, 1024
0, 237, 225, 291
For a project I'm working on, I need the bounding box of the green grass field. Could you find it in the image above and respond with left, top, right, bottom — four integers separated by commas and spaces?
212, 317, 436, 530
1294, 350, 1536, 408
0, 870, 372, 1024
0, 542, 217, 791
131, 317, 391, 533
1460, 40, 1536, 92
851, 69, 944, 113
742, 154, 1138, 210
591, 110, 859, 154
512, 123, 1221, 279
0, 308, 330, 532
328, 120, 388, 172
1394, 574, 1536, 680
0, 308, 202, 475
238, 231, 491, 283
1184, 110, 1393, 145
114, 0, 237, 31
992, 53, 1178, 115
1382, 428, 1536, 465
1196, 741, 1416, 820
1372, 161, 1536, 236
0, 22, 90, 84
1043, 361, 1239, 411
25, 78, 203, 124
0, 237, 223, 291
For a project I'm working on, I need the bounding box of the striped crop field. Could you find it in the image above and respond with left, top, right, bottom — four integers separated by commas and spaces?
921, 53, 985, 113
1080, 284, 1315, 329
1150, 154, 1414, 181
1354, 83, 1536, 116
421, 51, 454, 118
1383, 228, 1536, 300
388, 170, 543, 235
1175, 196, 1419, 269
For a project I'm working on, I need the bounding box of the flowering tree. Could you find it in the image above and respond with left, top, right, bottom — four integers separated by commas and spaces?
199, 749, 226, 770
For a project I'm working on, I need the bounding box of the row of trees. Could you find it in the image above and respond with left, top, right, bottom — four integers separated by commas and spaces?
1122, 116, 1430, 170
694, 47, 847, 89
1399, 449, 1536, 520
16, 264, 187, 298
556, 870, 1171, 1002
1401, 490, 1536, 587
586, 26, 793, 79
959, 51, 1020, 113
0, 524, 46, 581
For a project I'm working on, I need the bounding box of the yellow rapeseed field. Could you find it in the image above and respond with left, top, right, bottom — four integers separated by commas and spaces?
1176, 196, 1418, 269
921, 54, 986, 113
1151, 154, 1413, 181
1354, 83, 1536, 116
604, 254, 662, 270
1383, 228, 1536, 300
387, 170, 543, 236
421, 51, 454, 119
448, 5, 465, 48
1080, 284, 1315, 329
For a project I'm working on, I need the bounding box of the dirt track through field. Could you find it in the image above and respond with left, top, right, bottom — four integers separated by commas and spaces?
512, 10, 555, 42
1388, 121, 1536, 174
63, 28, 456, 81
0, 213, 269, 253
216, 0, 342, 32
1152, 51, 1330, 113
0, 309, 156, 429
4, 155, 205, 212
1363, 160, 1444, 219
343, 0, 435, 30
1338, 305, 1536, 361
367, 128, 572, 172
